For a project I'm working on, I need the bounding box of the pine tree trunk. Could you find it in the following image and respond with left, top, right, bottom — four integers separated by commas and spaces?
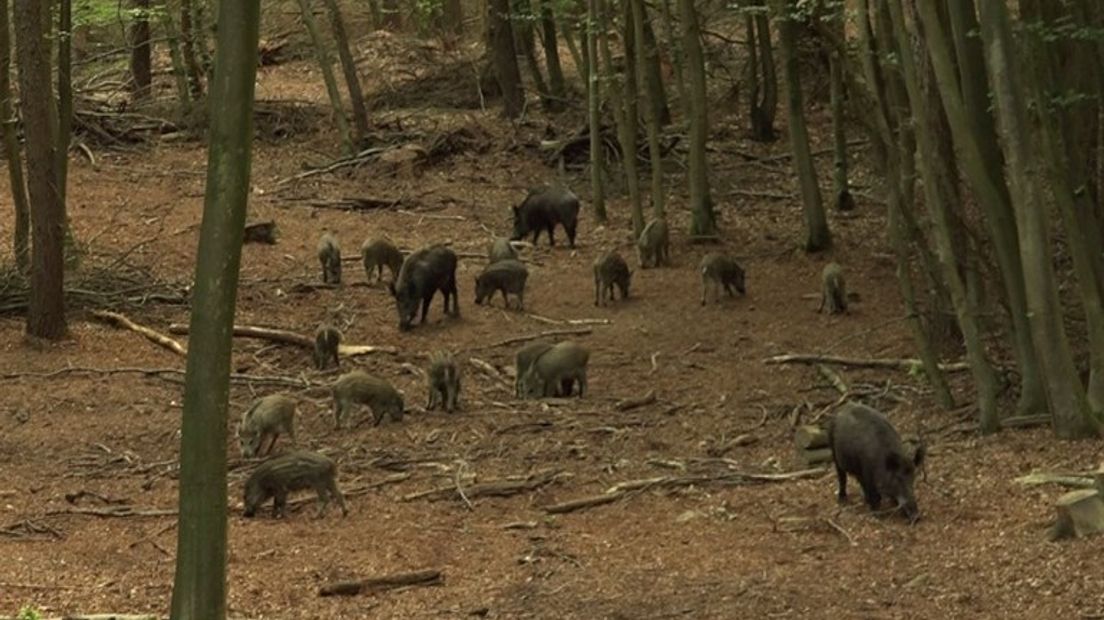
976, 0, 1099, 438
632, 0, 664, 218
15, 0, 66, 339
168, 1, 261, 617
774, 0, 830, 251
129, 0, 152, 101
1, 0, 28, 274
680, 0, 714, 236
587, 0, 606, 222
538, 0, 566, 102
489, 0, 525, 118
321, 0, 369, 144
297, 0, 354, 154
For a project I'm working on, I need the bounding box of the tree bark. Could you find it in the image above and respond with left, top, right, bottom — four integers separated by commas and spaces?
640, 18, 670, 126
600, 0, 642, 236
538, 0, 566, 102
489, 0, 525, 118
746, 0, 776, 141
0, 0, 28, 273
168, 0, 261, 617
321, 0, 369, 144
297, 0, 354, 154
57, 0, 72, 209
773, 0, 830, 251
514, 0, 551, 108
14, 0, 66, 340
680, 0, 714, 235
976, 0, 1099, 438
657, 0, 688, 120
180, 0, 205, 97
160, 5, 195, 116
129, 0, 152, 101
383, 0, 401, 30
826, 5, 852, 211
586, 0, 606, 221
632, 0, 664, 218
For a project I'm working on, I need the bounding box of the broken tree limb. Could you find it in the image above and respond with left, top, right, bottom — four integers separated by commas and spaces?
765, 353, 969, 373
167, 323, 397, 355
1049, 489, 1104, 541
706, 434, 758, 457
488, 328, 593, 349
318, 568, 443, 597
1014, 472, 1099, 490
402, 469, 565, 503
1001, 414, 1051, 429
615, 390, 657, 411
90, 310, 187, 357
816, 364, 848, 394
794, 425, 829, 450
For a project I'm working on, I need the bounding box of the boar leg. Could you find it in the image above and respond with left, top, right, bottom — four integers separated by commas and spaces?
835, 464, 848, 504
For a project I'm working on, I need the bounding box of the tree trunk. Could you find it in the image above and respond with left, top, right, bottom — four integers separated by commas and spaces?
746, 0, 776, 141
680, 0, 714, 235
129, 0, 152, 101
489, 0, 525, 118
383, 0, 401, 30
515, 0, 551, 108
826, 4, 852, 211
639, 18, 670, 126
632, 0, 664, 218
0, 0, 27, 273
168, 1, 261, 617
774, 0, 830, 251
14, 0, 66, 340
657, 0, 688, 120
976, 0, 1099, 438
160, 6, 195, 115
443, 0, 463, 36
918, 0, 1047, 418
603, 0, 642, 236
538, 0, 566, 102
586, 0, 606, 221
297, 0, 354, 154
321, 0, 369, 144
180, 0, 205, 97
57, 0, 72, 208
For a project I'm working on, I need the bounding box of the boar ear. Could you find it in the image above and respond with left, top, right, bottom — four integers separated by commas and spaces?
884, 452, 902, 472
912, 443, 926, 468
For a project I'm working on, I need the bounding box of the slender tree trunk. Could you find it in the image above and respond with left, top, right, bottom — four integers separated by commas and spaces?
168, 1, 260, 618
297, 0, 354, 154
180, 0, 204, 97
680, 0, 714, 236
919, 0, 1047, 418
515, 0, 551, 108
746, 0, 776, 141
443, 0, 463, 36
160, 6, 194, 115
658, 0, 688, 120
129, 0, 152, 101
321, 0, 369, 144
976, 0, 1099, 438
15, 0, 66, 339
603, 0, 643, 236
57, 0, 72, 209
0, 0, 28, 273
383, 0, 401, 30
774, 0, 830, 251
562, 14, 585, 89
586, 0, 606, 221
632, 0, 664, 218
826, 4, 852, 211
489, 0, 525, 118
640, 18, 670, 126
539, 0, 566, 102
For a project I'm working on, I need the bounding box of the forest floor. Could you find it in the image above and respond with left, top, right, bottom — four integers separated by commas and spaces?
1, 28, 1104, 620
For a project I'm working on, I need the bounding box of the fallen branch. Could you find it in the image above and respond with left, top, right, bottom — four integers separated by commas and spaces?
765, 353, 969, 373
402, 469, 564, 503
525, 312, 611, 326
167, 323, 397, 355
488, 328, 593, 349
45, 505, 177, 518
1014, 472, 1102, 491
1002, 414, 1051, 429
90, 310, 187, 357
816, 364, 849, 394
318, 568, 443, 597
615, 390, 657, 412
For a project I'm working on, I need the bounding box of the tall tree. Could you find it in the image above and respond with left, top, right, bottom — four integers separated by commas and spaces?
514, 0, 552, 108
976, 0, 1099, 438
14, 0, 66, 339
826, 1, 852, 211
599, 0, 643, 236
489, 0, 525, 118
586, 0, 606, 221
0, 0, 28, 273
632, 0, 664, 218
321, 0, 369, 144
680, 0, 715, 235
745, 0, 777, 141
773, 0, 829, 250
168, 0, 261, 617
297, 0, 354, 154
538, 0, 566, 104
57, 0, 73, 208
129, 0, 152, 101
180, 0, 205, 96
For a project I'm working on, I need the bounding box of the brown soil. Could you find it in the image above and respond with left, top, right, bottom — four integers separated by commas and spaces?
2, 32, 1104, 620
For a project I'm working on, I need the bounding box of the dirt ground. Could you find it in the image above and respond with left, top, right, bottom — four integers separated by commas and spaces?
2, 30, 1104, 620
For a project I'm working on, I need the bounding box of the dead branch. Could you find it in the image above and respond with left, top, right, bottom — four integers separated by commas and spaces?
765, 353, 969, 373
543, 493, 622, 514
402, 469, 564, 503
319, 568, 443, 597
816, 364, 849, 394
706, 434, 758, 457
524, 312, 611, 326
487, 328, 593, 349
615, 390, 657, 412
167, 323, 397, 355
90, 310, 187, 357
45, 505, 177, 518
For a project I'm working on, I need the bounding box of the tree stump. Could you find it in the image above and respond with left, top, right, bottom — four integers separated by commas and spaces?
1049, 489, 1104, 541
794, 425, 828, 450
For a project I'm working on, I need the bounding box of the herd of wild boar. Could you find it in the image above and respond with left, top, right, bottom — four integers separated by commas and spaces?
238, 185, 924, 525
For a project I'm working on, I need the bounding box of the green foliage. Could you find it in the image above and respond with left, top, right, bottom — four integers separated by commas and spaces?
17, 606, 42, 620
